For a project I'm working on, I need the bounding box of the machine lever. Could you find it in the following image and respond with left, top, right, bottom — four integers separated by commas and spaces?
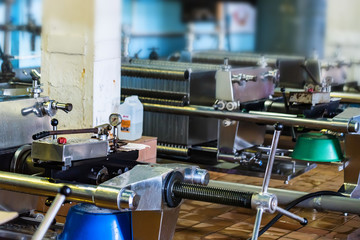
32, 186, 71, 240
51, 119, 58, 140
251, 123, 307, 240
275, 206, 308, 225
32, 128, 99, 140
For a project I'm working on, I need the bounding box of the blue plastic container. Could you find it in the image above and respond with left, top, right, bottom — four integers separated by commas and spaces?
58, 204, 133, 240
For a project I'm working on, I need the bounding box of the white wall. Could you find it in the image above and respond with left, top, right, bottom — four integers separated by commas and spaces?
41, 0, 121, 129
325, 0, 360, 83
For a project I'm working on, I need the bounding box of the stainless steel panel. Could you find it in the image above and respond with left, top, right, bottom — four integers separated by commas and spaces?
190, 67, 274, 106
189, 70, 217, 106
218, 120, 266, 153
218, 120, 238, 154
231, 67, 274, 102
188, 116, 217, 145
31, 139, 108, 164
0, 190, 38, 213
0, 97, 51, 150
344, 134, 360, 185
132, 208, 181, 240
159, 207, 180, 240
98, 165, 174, 211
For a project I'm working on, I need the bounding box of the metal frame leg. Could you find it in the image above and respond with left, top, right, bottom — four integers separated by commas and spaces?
32, 186, 71, 240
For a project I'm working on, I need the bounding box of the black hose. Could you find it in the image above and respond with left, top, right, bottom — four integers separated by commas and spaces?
255, 191, 344, 238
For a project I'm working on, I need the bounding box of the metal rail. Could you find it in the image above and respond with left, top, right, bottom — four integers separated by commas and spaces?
128, 59, 221, 71
208, 180, 360, 214
274, 89, 360, 104
143, 103, 359, 133
330, 92, 360, 104
0, 171, 119, 209
1, 171, 360, 215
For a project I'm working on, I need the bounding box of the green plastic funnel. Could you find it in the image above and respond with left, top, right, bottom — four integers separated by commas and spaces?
292, 133, 343, 162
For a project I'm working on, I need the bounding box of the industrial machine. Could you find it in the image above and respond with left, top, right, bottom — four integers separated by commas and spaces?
1, 119, 360, 240
1, 67, 360, 240
0, 75, 313, 239
121, 57, 354, 182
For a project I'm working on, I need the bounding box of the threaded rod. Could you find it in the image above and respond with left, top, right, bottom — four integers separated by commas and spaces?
173, 182, 253, 208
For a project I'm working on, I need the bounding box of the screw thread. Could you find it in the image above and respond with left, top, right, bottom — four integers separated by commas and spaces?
173, 182, 252, 208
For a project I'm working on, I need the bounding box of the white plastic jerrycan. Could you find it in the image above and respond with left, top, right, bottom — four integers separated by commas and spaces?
118, 95, 143, 141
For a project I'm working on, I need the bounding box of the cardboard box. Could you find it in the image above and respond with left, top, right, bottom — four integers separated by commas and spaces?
127, 136, 157, 163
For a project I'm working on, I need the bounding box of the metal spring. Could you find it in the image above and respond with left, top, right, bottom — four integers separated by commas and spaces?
122, 95, 185, 106
157, 143, 189, 157
172, 182, 253, 209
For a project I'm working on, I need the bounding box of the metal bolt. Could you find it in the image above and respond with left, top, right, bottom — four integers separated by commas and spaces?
119, 189, 140, 210
184, 168, 210, 186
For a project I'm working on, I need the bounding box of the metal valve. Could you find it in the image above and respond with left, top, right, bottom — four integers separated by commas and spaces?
231, 73, 257, 84
262, 70, 279, 83
22, 100, 73, 117
42, 100, 73, 116
27, 69, 43, 98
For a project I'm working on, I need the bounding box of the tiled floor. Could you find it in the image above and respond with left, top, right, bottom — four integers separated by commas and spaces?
174, 164, 360, 240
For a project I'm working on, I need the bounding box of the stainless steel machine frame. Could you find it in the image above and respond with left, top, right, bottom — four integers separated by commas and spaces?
143, 102, 360, 192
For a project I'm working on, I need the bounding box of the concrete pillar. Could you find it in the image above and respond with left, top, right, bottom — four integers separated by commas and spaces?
41, 0, 121, 129
325, 0, 360, 84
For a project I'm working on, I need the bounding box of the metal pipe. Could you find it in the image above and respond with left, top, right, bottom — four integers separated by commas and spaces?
251, 208, 263, 240
0, 171, 119, 209
143, 103, 359, 133
122, 88, 188, 101
262, 124, 282, 193
4, 0, 13, 56
192, 52, 307, 68
208, 180, 360, 214
121, 65, 188, 81
128, 59, 221, 72
330, 92, 360, 104
32, 193, 66, 240
274, 89, 360, 104
276, 206, 307, 224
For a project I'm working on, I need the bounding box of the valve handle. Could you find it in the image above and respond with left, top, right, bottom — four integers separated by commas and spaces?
32, 131, 50, 140
55, 102, 73, 113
